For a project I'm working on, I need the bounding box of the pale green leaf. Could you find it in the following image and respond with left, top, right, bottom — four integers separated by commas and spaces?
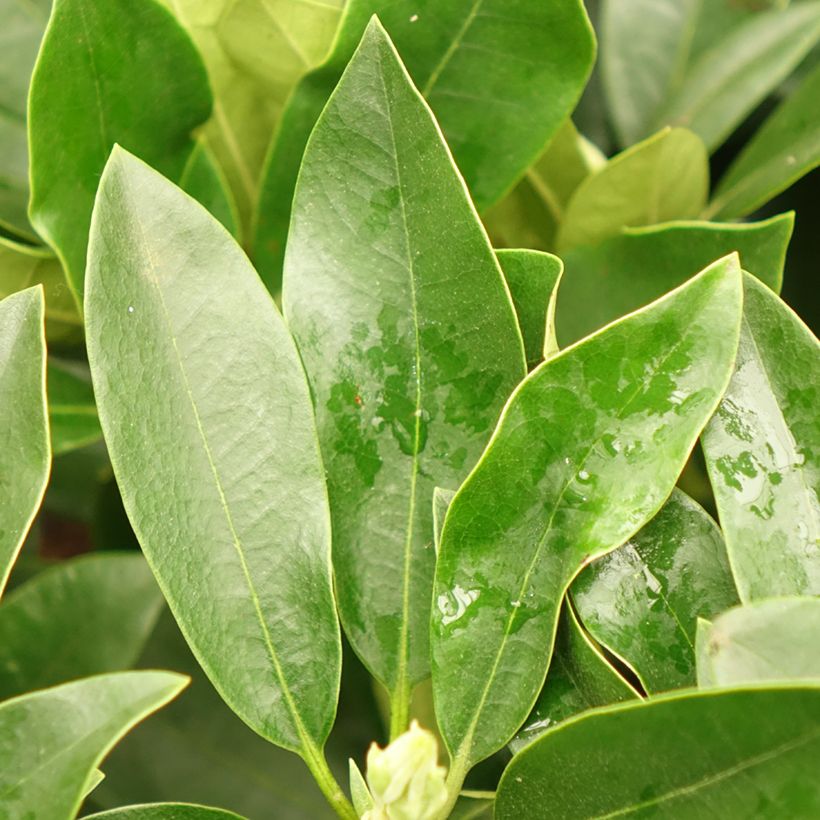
179, 140, 240, 240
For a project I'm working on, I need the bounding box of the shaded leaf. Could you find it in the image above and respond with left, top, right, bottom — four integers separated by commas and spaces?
0, 671, 187, 820
28, 0, 212, 303
431, 256, 743, 770
702, 273, 820, 600
282, 21, 525, 710
47, 359, 102, 455
0, 553, 164, 700
557, 128, 708, 252
573, 489, 739, 692
555, 214, 793, 347
0, 287, 49, 597
179, 141, 240, 240
85, 803, 245, 819
496, 685, 820, 818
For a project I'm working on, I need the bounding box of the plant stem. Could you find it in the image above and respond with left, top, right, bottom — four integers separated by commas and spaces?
433, 752, 470, 820
388, 679, 411, 741
302, 742, 358, 820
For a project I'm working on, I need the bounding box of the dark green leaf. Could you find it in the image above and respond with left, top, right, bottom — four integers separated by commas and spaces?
496, 250, 563, 367
708, 62, 820, 220
556, 214, 793, 347
179, 141, 240, 240
85, 803, 245, 820
85, 149, 342, 767
0, 553, 163, 700
431, 256, 743, 771
557, 128, 708, 252
253, 0, 595, 289
282, 21, 525, 712
0, 286, 49, 597
697, 597, 820, 687
496, 685, 820, 818
47, 359, 102, 455
573, 489, 739, 692
702, 273, 820, 600
0, 671, 187, 820
510, 602, 637, 753
28, 0, 212, 304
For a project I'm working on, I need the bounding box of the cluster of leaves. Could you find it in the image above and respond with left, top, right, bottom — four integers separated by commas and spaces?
1, 0, 819, 818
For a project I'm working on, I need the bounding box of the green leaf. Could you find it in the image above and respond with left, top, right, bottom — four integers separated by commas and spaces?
697, 597, 820, 689
600, 0, 701, 147
83, 768, 106, 799
509, 602, 638, 754
349, 759, 374, 816
28, 0, 212, 305
0, 671, 188, 820
656, 2, 820, 152
555, 214, 794, 347
708, 62, 820, 220
253, 0, 595, 290
282, 20, 526, 712
85, 803, 245, 820
0, 236, 81, 345
0, 0, 49, 239
179, 141, 240, 240
701, 273, 820, 600
496, 250, 563, 367
557, 128, 708, 252
85, 149, 342, 767
431, 255, 743, 771
0, 553, 164, 700
0, 286, 49, 597
572, 489, 739, 693
47, 359, 102, 455
485, 119, 605, 252
495, 685, 820, 818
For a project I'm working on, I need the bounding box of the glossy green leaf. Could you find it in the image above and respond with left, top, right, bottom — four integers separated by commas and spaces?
600, 0, 701, 147
431, 256, 743, 770
254, 0, 595, 289
282, 21, 526, 709
0, 0, 49, 239
702, 273, 820, 600
0, 286, 49, 597
557, 128, 709, 252
85, 149, 342, 769
47, 359, 102, 455
555, 214, 794, 347
708, 62, 820, 220
496, 250, 563, 367
697, 597, 820, 688
179, 141, 240, 240
0, 236, 81, 345
657, 2, 820, 152
28, 0, 212, 304
509, 602, 638, 754
0, 671, 188, 820
0, 553, 164, 700
433, 488, 457, 557
495, 685, 820, 818
86, 804, 245, 820
485, 119, 605, 252
158, 0, 342, 231
572, 489, 739, 693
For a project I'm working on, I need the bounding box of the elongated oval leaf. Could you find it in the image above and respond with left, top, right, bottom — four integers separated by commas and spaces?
86, 804, 245, 820
557, 128, 709, 252
254, 0, 595, 290
496, 250, 563, 368
0, 671, 187, 820
697, 597, 820, 688
496, 685, 820, 818
178, 141, 240, 240
656, 2, 820, 152
702, 273, 820, 600
85, 149, 341, 761
47, 359, 102, 455
0, 553, 163, 699
555, 214, 793, 347
431, 256, 743, 770
28, 0, 212, 304
0, 286, 49, 597
283, 21, 526, 710
708, 62, 820, 220
509, 602, 638, 753
572, 489, 739, 692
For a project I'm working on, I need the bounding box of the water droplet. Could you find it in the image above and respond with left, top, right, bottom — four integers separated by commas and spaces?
409, 13, 419, 22
511, 600, 521, 608
127, 305, 135, 314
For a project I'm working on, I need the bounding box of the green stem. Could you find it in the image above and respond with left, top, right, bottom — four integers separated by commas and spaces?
302, 742, 358, 820
433, 752, 470, 820
388, 679, 412, 741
